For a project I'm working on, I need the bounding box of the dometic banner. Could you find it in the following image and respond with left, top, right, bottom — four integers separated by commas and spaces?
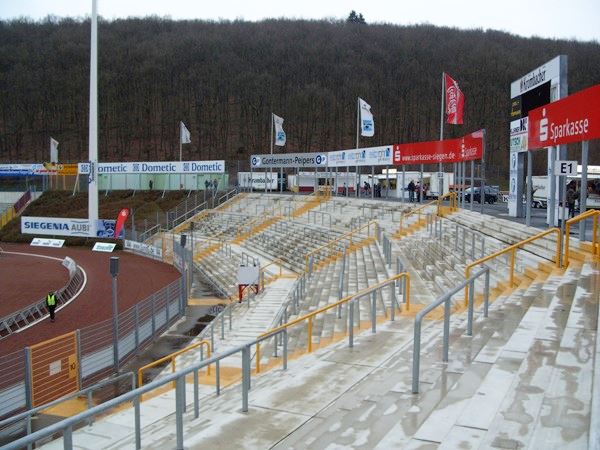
328, 145, 393, 167
96, 161, 225, 174
528, 84, 600, 150
393, 130, 484, 165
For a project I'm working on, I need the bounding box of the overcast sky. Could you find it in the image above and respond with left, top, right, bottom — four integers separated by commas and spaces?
1, 0, 598, 42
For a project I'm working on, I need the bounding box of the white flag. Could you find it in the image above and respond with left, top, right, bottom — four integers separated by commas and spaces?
50, 137, 59, 163
359, 98, 374, 137
273, 113, 286, 146
180, 122, 191, 144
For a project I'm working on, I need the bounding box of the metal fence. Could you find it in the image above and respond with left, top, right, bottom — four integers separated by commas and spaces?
0, 276, 184, 421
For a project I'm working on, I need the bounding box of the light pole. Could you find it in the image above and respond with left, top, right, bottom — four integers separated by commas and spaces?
110, 256, 119, 373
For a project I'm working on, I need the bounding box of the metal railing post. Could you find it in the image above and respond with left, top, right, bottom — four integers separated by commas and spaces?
467, 279, 475, 336
175, 376, 184, 450
484, 266, 490, 318
221, 313, 225, 339
348, 300, 354, 348
412, 318, 422, 394
371, 291, 377, 333
242, 346, 250, 412
134, 305, 140, 355
193, 370, 199, 418
134, 395, 141, 449
443, 296, 451, 362
283, 329, 288, 370
216, 360, 221, 395
24, 347, 32, 410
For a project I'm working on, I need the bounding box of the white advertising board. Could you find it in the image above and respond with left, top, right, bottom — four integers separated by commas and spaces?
250, 153, 327, 168
327, 145, 393, 167
31, 238, 65, 248
237, 266, 259, 284
510, 56, 561, 98
124, 240, 163, 258
94, 161, 225, 174
238, 172, 278, 190
21, 217, 91, 237
22, 217, 124, 238
92, 242, 116, 252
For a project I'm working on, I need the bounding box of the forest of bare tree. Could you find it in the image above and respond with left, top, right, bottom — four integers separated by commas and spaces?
1, 17, 599, 181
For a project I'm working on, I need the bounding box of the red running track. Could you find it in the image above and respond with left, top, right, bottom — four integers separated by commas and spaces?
0, 242, 181, 354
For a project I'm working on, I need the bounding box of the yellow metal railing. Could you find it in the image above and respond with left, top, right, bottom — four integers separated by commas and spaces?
565, 210, 600, 267
304, 220, 378, 272
464, 227, 561, 305
259, 258, 287, 289
0, 206, 16, 228
137, 340, 211, 387
398, 200, 438, 234
436, 192, 458, 216
254, 272, 410, 373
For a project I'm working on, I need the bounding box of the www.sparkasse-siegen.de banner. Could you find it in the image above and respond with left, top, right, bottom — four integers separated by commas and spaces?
528, 84, 600, 150
393, 130, 484, 165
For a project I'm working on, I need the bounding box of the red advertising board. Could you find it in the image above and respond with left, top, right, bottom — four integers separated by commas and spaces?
393, 130, 484, 165
528, 83, 600, 150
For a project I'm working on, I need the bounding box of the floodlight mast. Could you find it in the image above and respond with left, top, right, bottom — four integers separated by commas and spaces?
88, 0, 99, 237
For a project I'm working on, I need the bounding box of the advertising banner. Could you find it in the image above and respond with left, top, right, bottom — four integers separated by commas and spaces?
42, 163, 79, 175
30, 238, 65, 248
97, 160, 225, 174
250, 153, 327, 168
22, 217, 91, 237
22, 217, 125, 238
393, 130, 484, 165
124, 240, 163, 258
327, 145, 393, 167
0, 164, 45, 176
528, 84, 600, 150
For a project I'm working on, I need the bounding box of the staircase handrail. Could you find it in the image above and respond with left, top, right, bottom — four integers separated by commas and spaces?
412, 265, 490, 394
138, 340, 211, 387
464, 227, 561, 305
304, 220, 378, 272
256, 272, 410, 371
565, 209, 600, 266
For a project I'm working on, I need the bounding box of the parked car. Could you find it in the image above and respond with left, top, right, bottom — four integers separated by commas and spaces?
463, 186, 498, 204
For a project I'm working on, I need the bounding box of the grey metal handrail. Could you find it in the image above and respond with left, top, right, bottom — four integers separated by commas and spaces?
5, 271, 405, 450
412, 265, 490, 394
0, 372, 135, 447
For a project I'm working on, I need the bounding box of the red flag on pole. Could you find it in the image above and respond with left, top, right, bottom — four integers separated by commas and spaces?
114, 208, 129, 239
444, 73, 464, 125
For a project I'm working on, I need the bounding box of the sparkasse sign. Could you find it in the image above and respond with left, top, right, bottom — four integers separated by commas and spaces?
528, 84, 600, 150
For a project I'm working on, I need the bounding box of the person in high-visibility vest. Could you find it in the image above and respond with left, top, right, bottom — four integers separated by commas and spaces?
46, 291, 57, 323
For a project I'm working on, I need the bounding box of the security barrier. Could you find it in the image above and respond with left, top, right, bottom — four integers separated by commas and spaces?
29, 332, 79, 407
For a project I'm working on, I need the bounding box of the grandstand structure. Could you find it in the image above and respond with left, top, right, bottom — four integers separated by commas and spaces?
5, 189, 600, 450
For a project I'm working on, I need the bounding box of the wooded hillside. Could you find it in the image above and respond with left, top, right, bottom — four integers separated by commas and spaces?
1, 17, 599, 179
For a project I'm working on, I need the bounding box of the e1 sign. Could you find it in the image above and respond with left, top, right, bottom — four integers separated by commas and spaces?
554, 160, 577, 176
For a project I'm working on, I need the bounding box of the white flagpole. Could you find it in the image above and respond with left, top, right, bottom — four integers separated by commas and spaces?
88, 0, 99, 238
270, 113, 274, 193
356, 98, 360, 197
179, 122, 182, 162
439, 73, 445, 198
